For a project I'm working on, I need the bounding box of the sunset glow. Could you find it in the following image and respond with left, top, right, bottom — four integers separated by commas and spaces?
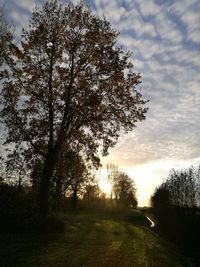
99, 180, 112, 196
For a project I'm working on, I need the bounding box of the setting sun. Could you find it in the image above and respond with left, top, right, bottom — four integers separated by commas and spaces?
99, 180, 112, 195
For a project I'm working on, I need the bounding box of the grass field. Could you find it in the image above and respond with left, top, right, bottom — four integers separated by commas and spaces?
0, 209, 190, 267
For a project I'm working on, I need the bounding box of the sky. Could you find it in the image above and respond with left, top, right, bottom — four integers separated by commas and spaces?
1, 0, 200, 206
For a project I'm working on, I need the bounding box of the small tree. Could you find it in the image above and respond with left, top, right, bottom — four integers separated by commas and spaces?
106, 163, 119, 201
113, 171, 137, 208
1, 1, 148, 216
83, 184, 100, 201
165, 168, 197, 210
106, 164, 137, 208
64, 151, 88, 210
5, 148, 29, 189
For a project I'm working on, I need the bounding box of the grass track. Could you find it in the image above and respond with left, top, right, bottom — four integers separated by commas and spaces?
0, 210, 190, 267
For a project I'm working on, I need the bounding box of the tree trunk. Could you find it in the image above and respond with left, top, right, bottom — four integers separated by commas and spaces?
72, 188, 78, 210
53, 174, 62, 210
39, 154, 55, 217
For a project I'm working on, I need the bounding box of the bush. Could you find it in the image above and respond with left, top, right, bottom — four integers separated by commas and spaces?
0, 184, 38, 232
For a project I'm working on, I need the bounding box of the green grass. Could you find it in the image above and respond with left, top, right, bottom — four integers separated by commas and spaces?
0, 209, 190, 267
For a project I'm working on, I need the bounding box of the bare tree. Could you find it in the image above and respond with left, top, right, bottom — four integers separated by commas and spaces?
5, 147, 30, 189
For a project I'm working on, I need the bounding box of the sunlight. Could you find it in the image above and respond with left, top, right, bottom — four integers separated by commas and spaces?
99, 180, 112, 195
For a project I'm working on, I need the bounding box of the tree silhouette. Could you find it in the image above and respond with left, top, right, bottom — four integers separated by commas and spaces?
106, 164, 137, 208
0, 1, 148, 216
5, 148, 29, 189
113, 171, 137, 208
58, 150, 88, 210
151, 165, 200, 264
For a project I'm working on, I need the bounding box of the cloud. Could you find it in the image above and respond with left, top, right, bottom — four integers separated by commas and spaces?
171, 1, 200, 44
137, 0, 161, 17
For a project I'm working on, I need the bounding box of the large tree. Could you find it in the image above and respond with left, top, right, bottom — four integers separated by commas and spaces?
0, 1, 148, 216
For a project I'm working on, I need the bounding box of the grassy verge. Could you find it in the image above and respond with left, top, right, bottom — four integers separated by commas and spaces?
0, 209, 190, 267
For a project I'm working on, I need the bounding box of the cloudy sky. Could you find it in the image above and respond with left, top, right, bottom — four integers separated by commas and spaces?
2, 0, 200, 206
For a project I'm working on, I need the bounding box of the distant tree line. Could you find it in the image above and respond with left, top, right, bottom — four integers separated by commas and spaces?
151, 165, 200, 266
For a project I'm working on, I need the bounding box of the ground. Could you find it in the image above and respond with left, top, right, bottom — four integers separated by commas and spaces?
0, 209, 190, 267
